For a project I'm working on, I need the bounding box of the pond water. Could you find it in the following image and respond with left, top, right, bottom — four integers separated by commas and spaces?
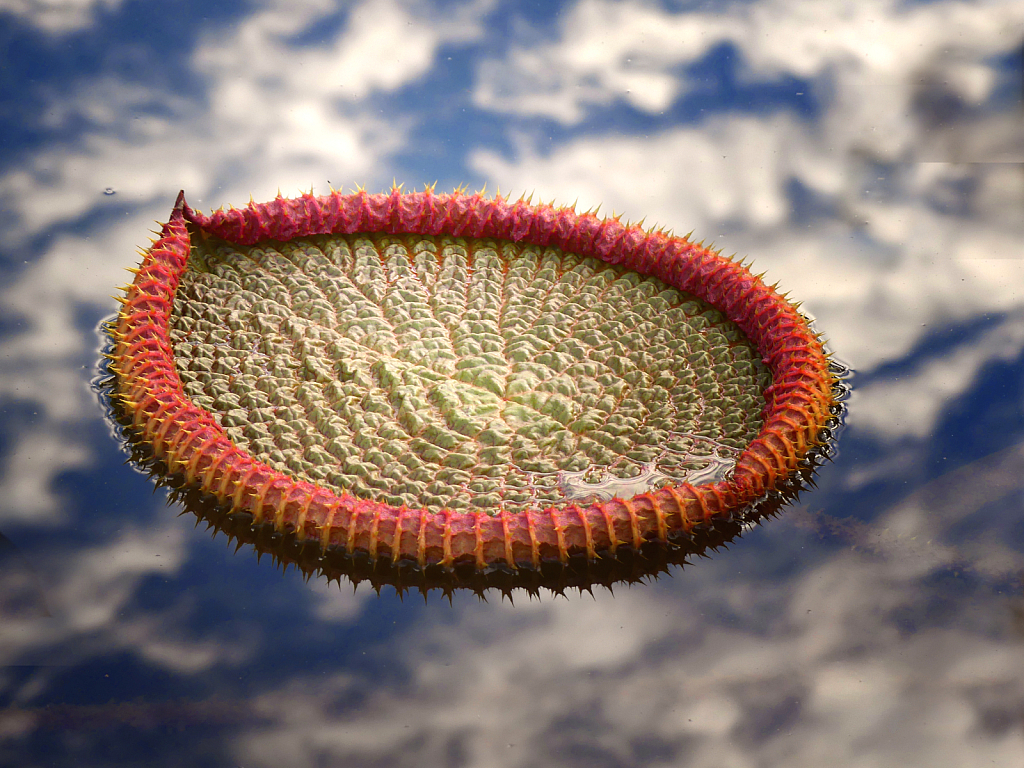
1, 2, 1022, 766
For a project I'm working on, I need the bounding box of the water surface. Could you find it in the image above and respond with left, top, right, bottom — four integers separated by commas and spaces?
1, 1, 1022, 765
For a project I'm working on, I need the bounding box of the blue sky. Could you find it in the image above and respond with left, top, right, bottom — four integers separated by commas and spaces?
0, 0, 1022, 765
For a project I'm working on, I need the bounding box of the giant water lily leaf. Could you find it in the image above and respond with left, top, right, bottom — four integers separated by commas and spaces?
105, 189, 845, 595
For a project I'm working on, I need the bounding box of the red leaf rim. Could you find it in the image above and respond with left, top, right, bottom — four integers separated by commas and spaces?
110, 188, 837, 572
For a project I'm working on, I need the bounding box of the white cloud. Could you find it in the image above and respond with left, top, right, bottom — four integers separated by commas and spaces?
240, 440, 1020, 768
0, 0, 495, 524
194, 0, 493, 105
223, 452, 1024, 767
472, 115, 796, 234
0, 0, 496, 248
870, 440, 1024, 581
0, 219, 190, 524
851, 310, 1024, 441
0, 524, 191, 672
308, 577, 366, 622
475, 0, 726, 123
471, 0, 1023, 448
471, 128, 1023, 373
231, 537, 1024, 767
0, 3, 1021, 761
0, 0, 124, 33
0, 426, 90, 525
474, 0, 1022, 135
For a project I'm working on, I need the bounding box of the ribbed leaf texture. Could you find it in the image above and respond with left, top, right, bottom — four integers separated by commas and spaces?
106, 188, 843, 595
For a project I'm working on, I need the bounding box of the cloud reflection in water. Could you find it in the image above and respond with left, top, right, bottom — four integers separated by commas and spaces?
0, 0, 1022, 765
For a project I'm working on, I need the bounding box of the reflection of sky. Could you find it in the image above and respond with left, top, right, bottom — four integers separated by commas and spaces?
0, 0, 1022, 764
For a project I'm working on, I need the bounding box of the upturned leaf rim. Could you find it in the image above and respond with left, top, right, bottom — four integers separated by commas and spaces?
109, 188, 838, 576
